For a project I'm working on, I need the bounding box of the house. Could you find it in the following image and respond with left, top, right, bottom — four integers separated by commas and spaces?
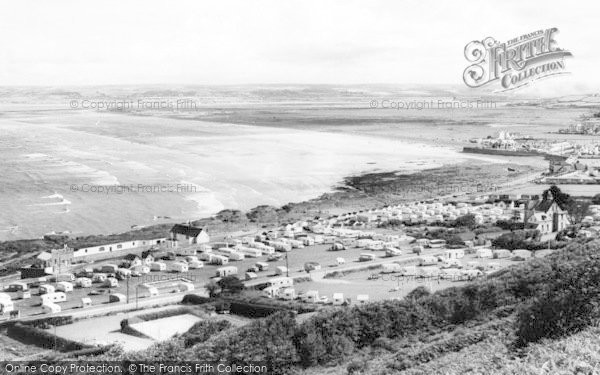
35, 245, 74, 274
525, 199, 570, 234
169, 223, 210, 247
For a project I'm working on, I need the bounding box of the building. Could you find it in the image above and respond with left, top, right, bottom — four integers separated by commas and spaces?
527, 199, 570, 234
72, 238, 167, 261
35, 245, 74, 274
168, 223, 210, 247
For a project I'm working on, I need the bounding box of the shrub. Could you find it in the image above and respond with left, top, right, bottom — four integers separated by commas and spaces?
515, 255, 600, 346
182, 320, 232, 348
7, 323, 88, 352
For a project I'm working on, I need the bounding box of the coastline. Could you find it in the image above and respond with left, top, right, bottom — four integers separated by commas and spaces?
0, 159, 543, 272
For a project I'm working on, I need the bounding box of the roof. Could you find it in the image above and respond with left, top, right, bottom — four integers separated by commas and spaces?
37, 252, 52, 261
170, 224, 205, 237
534, 199, 556, 213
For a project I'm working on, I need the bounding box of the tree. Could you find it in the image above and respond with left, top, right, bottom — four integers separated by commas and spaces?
204, 280, 220, 298
453, 214, 477, 228
592, 194, 600, 205
217, 276, 244, 295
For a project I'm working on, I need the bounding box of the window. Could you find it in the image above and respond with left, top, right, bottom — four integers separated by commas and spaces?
99, 247, 105, 252
117, 244, 122, 249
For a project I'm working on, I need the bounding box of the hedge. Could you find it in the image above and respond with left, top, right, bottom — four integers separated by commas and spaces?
7, 323, 89, 352
23, 315, 74, 329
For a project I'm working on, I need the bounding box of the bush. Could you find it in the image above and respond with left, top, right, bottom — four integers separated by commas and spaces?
182, 294, 211, 305
182, 320, 232, 348
515, 255, 600, 346
7, 323, 88, 352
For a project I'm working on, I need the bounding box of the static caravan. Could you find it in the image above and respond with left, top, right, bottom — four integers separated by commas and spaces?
0, 293, 12, 303
429, 239, 447, 249
359, 253, 376, 262
476, 248, 493, 258
287, 240, 304, 249
512, 249, 532, 259
38, 284, 55, 295
80, 297, 92, 308
131, 265, 150, 274
492, 249, 512, 259
356, 294, 370, 304
237, 247, 262, 258
259, 246, 275, 255
8, 282, 28, 292
226, 251, 245, 261
262, 286, 279, 299
461, 269, 484, 279
336, 257, 346, 265
138, 284, 159, 298
400, 266, 418, 276
75, 277, 92, 288
280, 287, 296, 301
418, 266, 441, 277
444, 249, 465, 260
55, 273, 75, 282
175, 247, 197, 256
185, 255, 199, 263
0, 300, 14, 313
385, 248, 402, 257
188, 260, 204, 269
198, 252, 213, 262
41, 292, 67, 304
56, 281, 74, 293
103, 277, 119, 288
92, 273, 108, 283
215, 266, 238, 278
272, 241, 292, 252
117, 268, 132, 277
101, 264, 119, 274
367, 241, 384, 251
109, 293, 127, 303
302, 237, 315, 246
245, 272, 258, 280
381, 263, 402, 274
418, 255, 438, 266
304, 290, 319, 303
304, 262, 321, 272
17, 290, 31, 299
275, 266, 288, 275
210, 254, 229, 265
332, 293, 345, 306
440, 268, 462, 280
150, 262, 167, 271
330, 243, 345, 251
42, 303, 61, 314
255, 262, 269, 271
179, 282, 194, 292
171, 262, 189, 273
266, 277, 293, 289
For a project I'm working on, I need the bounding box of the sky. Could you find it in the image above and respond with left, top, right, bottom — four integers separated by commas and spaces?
0, 0, 598, 93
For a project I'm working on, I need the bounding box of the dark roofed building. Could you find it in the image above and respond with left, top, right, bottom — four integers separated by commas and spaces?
169, 223, 210, 247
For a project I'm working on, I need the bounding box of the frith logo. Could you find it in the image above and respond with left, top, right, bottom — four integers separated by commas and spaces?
463, 28, 572, 91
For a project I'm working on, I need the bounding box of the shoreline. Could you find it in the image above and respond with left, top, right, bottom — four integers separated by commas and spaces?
0, 159, 544, 270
